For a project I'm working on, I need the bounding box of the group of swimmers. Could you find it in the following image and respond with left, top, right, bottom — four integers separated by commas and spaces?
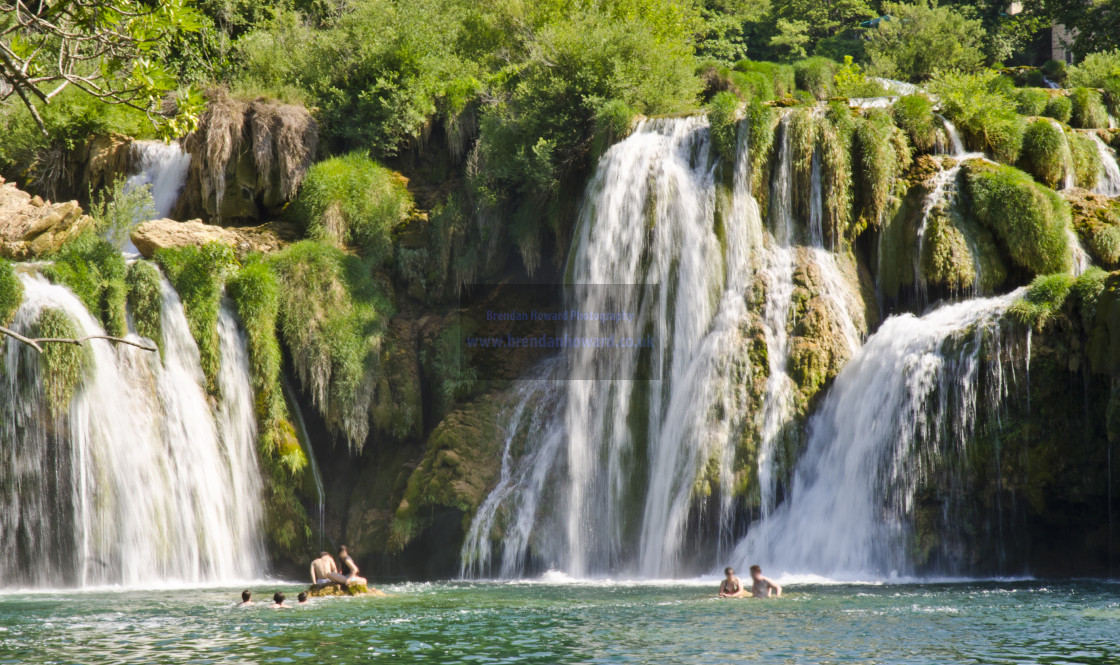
718, 565, 782, 598
234, 545, 372, 609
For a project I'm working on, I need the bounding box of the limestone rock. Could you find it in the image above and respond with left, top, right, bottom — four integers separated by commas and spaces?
76, 133, 135, 194
0, 178, 97, 259
130, 218, 299, 259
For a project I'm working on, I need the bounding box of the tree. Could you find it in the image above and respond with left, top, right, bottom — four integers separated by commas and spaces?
941, 0, 1047, 64
865, 1, 986, 81
0, 0, 204, 136
1045, 0, 1120, 57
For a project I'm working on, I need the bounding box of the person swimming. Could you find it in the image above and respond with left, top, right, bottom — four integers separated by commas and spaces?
297, 592, 309, 604
271, 592, 289, 609
748, 565, 782, 598
718, 567, 746, 598
236, 590, 254, 607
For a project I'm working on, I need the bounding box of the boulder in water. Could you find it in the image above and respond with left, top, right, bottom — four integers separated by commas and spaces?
0, 178, 96, 260
307, 581, 384, 597
130, 218, 298, 259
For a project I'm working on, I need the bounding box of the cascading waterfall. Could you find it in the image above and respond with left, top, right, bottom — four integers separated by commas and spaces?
731, 291, 1023, 578
1091, 134, 1120, 198
938, 115, 967, 157
463, 111, 866, 578
126, 140, 191, 218
0, 272, 265, 588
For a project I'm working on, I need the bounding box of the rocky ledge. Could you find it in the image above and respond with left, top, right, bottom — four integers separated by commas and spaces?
131, 218, 300, 259
0, 177, 97, 259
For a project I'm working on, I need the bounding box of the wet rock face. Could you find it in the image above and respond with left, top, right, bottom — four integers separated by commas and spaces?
0, 178, 96, 259
130, 218, 299, 259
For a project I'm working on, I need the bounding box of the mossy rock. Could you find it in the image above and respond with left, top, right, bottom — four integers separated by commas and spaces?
962, 161, 1072, 276
921, 205, 1007, 293
307, 582, 385, 598
391, 392, 508, 550
372, 317, 423, 440
1017, 119, 1067, 189
33, 308, 92, 418
1064, 189, 1120, 268
0, 258, 22, 326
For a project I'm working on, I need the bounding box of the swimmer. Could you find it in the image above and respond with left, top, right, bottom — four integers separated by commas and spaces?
748, 565, 782, 598
718, 567, 746, 598
236, 590, 254, 607
298, 592, 309, 605
271, 592, 289, 609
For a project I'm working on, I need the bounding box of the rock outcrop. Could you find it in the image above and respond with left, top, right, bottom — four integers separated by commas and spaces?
0, 177, 97, 259
131, 218, 299, 259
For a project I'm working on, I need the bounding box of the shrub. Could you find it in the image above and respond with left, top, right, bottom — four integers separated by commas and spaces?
745, 101, 776, 214
1008, 273, 1075, 329
125, 261, 163, 355
733, 60, 796, 98
821, 102, 856, 246
33, 308, 92, 418
591, 99, 635, 157
1018, 119, 1067, 188
794, 57, 836, 100
269, 240, 395, 450
1014, 88, 1050, 116
89, 176, 157, 253
1043, 95, 1073, 124
964, 161, 1072, 275
291, 153, 413, 264
1067, 50, 1120, 88
893, 94, 938, 153
43, 233, 128, 337
1103, 77, 1120, 119
1070, 87, 1109, 129
832, 55, 889, 98
0, 259, 22, 326
929, 69, 1024, 163
1069, 132, 1103, 190
707, 91, 741, 163
865, 1, 985, 82
155, 243, 236, 394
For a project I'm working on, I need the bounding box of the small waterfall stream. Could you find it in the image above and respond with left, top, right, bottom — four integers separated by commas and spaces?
0, 273, 265, 588
731, 291, 1022, 578
1090, 134, 1120, 198
126, 140, 191, 218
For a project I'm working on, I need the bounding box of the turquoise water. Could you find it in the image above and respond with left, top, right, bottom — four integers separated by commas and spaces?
1, 580, 1118, 664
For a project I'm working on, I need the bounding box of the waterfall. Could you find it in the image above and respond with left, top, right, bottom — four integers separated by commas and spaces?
461, 111, 867, 578
730, 291, 1022, 578
285, 378, 326, 553
0, 272, 265, 588
938, 115, 967, 157
126, 141, 191, 218
1090, 134, 1120, 197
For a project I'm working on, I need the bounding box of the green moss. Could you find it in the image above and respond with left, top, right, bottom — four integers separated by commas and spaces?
733, 60, 795, 99
1008, 273, 1075, 329
707, 91, 740, 163
42, 233, 128, 337
125, 261, 163, 356
855, 109, 906, 231
1018, 119, 1067, 189
1069, 131, 1103, 190
893, 95, 938, 154
1071, 87, 1110, 130
155, 243, 236, 395
820, 103, 855, 246
33, 308, 92, 418
0, 259, 22, 326
1014, 88, 1051, 116
1043, 95, 1073, 124
291, 153, 414, 264
793, 57, 835, 100
1072, 266, 1109, 328
746, 101, 775, 217
1068, 191, 1120, 268
921, 208, 975, 290
964, 161, 1072, 276
789, 107, 817, 226
269, 240, 395, 450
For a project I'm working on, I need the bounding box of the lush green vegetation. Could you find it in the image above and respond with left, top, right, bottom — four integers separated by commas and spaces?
292, 153, 414, 263
964, 161, 1072, 276
1008, 273, 1075, 329
892, 94, 937, 153
90, 177, 157, 253
125, 261, 164, 355
1018, 119, 1067, 189
0, 260, 22, 327
43, 234, 129, 337
155, 243, 237, 394
930, 69, 1023, 163
707, 92, 741, 162
33, 308, 92, 419
864, 1, 985, 82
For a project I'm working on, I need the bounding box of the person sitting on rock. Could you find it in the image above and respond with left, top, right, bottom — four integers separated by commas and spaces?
271, 592, 289, 609
718, 567, 746, 598
236, 590, 254, 607
311, 551, 340, 586
749, 565, 782, 598
338, 545, 368, 587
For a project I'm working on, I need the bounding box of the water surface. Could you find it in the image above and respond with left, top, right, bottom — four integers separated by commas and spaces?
1, 580, 1118, 663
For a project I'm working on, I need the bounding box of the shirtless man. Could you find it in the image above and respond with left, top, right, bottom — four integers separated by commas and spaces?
310, 551, 340, 585
236, 590, 254, 607
718, 567, 747, 598
748, 565, 782, 598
